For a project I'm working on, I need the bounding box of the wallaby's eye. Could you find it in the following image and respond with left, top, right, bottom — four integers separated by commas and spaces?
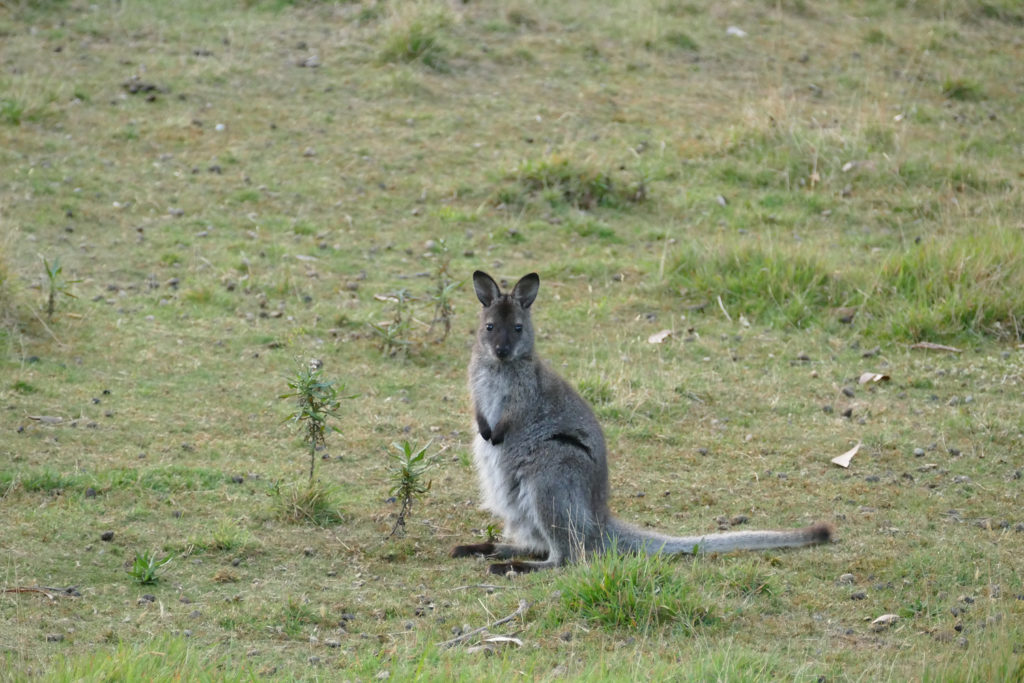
485, 323, 494, 332
514, 324, 523, 333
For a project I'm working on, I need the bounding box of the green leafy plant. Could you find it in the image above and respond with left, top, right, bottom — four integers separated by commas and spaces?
387, 440, 434, 537
428, 239, 460, 342
280, 359, 351, 484
42, 256, 80, 320
127, 550, 173, 585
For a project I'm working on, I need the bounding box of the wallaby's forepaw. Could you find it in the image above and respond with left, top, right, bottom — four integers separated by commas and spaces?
475, 412, 492, 442
488, 561, 539, 576
450, 542, 496, 558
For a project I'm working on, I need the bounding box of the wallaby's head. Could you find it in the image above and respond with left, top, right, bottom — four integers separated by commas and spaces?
472, 271, 539, 362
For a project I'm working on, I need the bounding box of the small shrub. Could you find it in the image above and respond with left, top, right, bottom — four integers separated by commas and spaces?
387, 440, 434, 537
280, 359, 351, 483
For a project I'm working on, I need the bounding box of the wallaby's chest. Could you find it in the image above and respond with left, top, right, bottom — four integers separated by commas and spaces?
471, 363, 528, 430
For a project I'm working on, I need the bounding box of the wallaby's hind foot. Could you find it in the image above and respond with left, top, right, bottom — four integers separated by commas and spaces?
450, 542, 496, 558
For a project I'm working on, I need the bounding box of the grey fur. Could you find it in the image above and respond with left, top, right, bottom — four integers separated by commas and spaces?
452, 271, 833, 575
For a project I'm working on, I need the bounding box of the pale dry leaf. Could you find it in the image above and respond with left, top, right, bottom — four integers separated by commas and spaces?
648, 329, 672, 344
858, 372, 890, 384
831, 442, 860, 468
871, 613, 899, 631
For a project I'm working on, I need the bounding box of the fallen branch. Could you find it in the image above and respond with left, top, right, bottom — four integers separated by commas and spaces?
437, 598, 529, 649
909, 341, 962, 353
2, 586, 81, 600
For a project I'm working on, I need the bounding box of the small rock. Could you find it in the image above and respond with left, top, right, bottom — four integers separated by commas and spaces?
913, 448, 925, 457
308, 656, 320, 665
46, 633, 64, 642
850, 590, 867, 600
838, 573, 855, 584
100, 531, 114, 542
303, 547, 315, 557
842, 387, 855, 398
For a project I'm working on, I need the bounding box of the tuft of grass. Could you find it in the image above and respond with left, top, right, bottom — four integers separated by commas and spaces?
662, 30, 699, 51
669, 242, 846, 328
49, 636, 254, 683
0, 98, 25, 126
270, 479, 345, 526
553, 550, 716, 634
502, 155, 648, 211
2, 469, 80, 494
942, 76, 985, 101
376, 0, 455, 72
868, 228, 1024, 340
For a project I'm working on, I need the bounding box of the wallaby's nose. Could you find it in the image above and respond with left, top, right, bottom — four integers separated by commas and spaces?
495, 345, 510, 359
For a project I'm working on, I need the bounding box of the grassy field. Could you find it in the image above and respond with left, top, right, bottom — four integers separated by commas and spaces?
1, 0, 1023, 679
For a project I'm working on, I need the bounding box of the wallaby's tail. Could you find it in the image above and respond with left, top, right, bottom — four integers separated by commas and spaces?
605, 518, 833, 555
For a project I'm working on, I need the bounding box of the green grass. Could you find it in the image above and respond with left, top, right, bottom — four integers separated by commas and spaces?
553, 551, 717, 633
1, 0, 1022, 680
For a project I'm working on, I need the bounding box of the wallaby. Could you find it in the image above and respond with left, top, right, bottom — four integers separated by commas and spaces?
451, 271, 833, 575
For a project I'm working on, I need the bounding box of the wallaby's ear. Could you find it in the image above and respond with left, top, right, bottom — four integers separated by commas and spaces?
473, 271, 501, 307
512, 273, 540, 309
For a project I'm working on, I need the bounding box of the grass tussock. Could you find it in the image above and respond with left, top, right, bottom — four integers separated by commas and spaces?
553, 550, 716, 634
669, 227, 1024, 341
499, 155, 648, 211
669, 243, 845, 329
376, 0, 457, 72
48, 637, 253, 683
271, 479, 345, 526
870, 228, 1024, 340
